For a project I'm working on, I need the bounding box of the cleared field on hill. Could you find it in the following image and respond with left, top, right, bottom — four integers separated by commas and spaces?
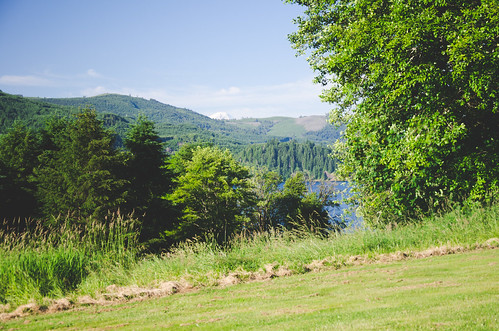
3, 248, 497, 330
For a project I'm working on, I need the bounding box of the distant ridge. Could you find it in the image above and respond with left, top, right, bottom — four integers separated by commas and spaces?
37, 93, 341, 144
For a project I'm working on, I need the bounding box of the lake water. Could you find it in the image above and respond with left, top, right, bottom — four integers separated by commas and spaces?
308, 181, 362, 228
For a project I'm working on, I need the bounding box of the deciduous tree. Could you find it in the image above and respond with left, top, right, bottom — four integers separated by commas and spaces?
287, 0, 499, 225
166, 146, 255, 244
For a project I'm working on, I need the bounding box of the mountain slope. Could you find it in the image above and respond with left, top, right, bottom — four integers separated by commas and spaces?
228, 116, 341, 143
38, 93, 341, 148
0, 91, 77, 133
37, 94, 272, 148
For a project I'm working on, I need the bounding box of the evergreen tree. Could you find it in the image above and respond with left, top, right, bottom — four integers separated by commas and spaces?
124, 115, 173, 243
34, 109, 127, 220
0, 123, 39, 221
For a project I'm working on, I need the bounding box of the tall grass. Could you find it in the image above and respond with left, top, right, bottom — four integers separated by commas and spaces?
116, 203, 498, 288
0, 213, 140, 307
1, 203, 497, 310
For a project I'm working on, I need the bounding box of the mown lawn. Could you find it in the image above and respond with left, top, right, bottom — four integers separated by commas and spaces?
3, 248, 497, 330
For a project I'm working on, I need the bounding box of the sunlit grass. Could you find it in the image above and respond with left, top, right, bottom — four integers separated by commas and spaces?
4, 249, 498, 330
89, 203, 498, 290
1, 203, 497, 312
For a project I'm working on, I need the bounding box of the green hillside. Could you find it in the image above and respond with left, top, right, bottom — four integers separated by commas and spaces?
35, 94, 275, 149
1, 91, 341, 178
0, 91, 76, 133
0, 91, 130, 142
37, 94, 341, 146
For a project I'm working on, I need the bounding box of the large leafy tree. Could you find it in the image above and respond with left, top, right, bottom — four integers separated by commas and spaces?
166, 146, 255, 244
287, 0, 499, 225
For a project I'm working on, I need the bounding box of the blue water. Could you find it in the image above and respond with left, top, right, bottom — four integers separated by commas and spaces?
308, 181, 362, 228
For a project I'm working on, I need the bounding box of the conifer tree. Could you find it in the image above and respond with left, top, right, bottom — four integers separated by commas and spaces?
124, 115, 172, 242
34, 109, 127, 220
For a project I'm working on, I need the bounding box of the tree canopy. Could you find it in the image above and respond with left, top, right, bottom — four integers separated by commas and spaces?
287, 0, 499, 225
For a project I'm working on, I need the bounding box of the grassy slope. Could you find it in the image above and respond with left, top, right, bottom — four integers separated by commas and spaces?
3, 249, 498, 330
228, 116, 329, 140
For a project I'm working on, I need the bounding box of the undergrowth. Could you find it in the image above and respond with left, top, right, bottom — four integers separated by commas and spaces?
1, 203, 498, 311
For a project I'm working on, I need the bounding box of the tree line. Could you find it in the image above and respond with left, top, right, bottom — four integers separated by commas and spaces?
0, 109, 341, 250
234, 139, 337, 180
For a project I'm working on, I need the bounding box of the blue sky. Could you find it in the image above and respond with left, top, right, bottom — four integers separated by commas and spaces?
0, 0, 331, 118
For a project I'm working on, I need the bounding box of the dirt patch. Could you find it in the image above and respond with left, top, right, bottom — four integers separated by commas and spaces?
0, 281, 190, 321
295, 116, 327, 131
413, 246, 467, 258
485, 237, 499, 248
218, 274, 242, 287
47, 298, 72, 313
103, 281, 187, 301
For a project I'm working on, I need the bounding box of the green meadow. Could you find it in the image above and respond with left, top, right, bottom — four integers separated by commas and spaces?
1, 203, 498, 329
2, 249, 497, 330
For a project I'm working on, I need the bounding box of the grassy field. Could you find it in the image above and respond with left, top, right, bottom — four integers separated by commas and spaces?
2, 248, 497, 330
1, 204, 498, 329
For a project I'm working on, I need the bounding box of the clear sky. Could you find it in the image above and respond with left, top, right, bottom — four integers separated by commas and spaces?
0, 0, 331, 119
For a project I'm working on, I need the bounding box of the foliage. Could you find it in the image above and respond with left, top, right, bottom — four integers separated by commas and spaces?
166, 146, 256, 245
2, 91, 341, 179
250, 170, 341, 234
287, 0, 499, 225
0, 91, 77, 134
0, 91, 129, 144
38, 94, 271, 149
40, 94, 342, 146
0, 123, 40, 220
0, 91, 340, 250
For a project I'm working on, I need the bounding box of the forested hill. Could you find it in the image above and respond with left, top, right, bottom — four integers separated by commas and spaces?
1, 91, 340, 179
0, 91, 76, 132
0, 91, 130, 136
38, 94, 218, 127
234, 139, 336, 180
0, 91, 132, 145
35, 93, 340, 146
